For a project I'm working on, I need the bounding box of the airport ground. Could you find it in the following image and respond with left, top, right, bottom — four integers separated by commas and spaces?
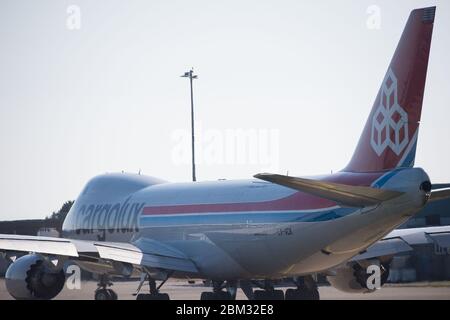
0, 279, 449, 300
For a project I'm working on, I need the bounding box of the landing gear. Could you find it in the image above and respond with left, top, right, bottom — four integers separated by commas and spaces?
94, 274, 118, 300
240, 280, 284, 300
285, 276, 320, 300
240, 277, 319, 300
200, 280, 234, 300
200, 291, 231, 300
95, 288, 118, 300
252, 280, 284, 300
136, 292, 170, 300
253, 290, 284, 300
134, 272, 171, 300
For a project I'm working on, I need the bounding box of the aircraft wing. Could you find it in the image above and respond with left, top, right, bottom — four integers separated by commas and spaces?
0, 234, 198, 274
254, 173, 404, 207
351, 225, 450, 262
93, 239, 198, 273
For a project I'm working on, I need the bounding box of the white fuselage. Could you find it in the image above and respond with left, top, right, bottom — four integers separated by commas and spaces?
62, 168, 429, 280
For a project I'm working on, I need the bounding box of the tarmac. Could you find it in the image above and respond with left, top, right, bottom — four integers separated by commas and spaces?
0, 279, 449, 300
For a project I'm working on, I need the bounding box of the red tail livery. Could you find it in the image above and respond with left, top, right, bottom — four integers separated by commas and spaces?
345, 7, 435, 172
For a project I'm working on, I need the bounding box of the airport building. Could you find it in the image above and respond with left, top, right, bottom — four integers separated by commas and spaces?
389, 242, 450, 282
389, 198, 450, 282
401, 198, 450, 228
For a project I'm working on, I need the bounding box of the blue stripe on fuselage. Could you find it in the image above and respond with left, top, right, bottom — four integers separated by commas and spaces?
139, 207, 357, 227
372, 168, 403, 188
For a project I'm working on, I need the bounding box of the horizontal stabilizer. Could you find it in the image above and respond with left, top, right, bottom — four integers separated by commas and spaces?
429, 189, 450, 202
432, 183, 450, 190
254, 173, 404, 207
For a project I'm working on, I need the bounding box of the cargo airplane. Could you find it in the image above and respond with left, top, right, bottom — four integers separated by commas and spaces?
1, 6, 449, 300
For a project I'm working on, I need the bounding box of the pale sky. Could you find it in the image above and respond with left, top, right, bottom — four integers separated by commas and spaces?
1, 0, 449, 220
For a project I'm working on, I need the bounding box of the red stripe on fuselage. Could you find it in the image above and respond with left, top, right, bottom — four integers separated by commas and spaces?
141, 172, 385, 216
143, 192, 336, 215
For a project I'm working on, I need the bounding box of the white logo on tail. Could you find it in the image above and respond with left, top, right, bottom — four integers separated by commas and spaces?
371, 68, 409, 156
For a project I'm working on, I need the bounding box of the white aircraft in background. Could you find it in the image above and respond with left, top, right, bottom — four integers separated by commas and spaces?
327, 225, 450, 293
1, 6, 449, 300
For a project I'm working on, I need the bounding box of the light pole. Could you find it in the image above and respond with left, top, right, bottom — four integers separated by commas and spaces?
181, 68, 198, 182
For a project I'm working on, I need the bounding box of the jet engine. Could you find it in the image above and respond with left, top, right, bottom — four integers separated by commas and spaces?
5, 254, 66, 300
326, 260, 390, 293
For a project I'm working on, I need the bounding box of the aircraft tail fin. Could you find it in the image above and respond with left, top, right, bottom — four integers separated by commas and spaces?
344, 7, 435, 172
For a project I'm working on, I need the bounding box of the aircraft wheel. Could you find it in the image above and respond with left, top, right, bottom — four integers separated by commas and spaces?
311, 288, 320, 300
285, 288, 298, 300
272, 290, 285, 300
95, 289, 116, 300
107, 289, 118, 300
136, 293, 170, 300
136, 294, 148, 300
254, 290, 268, 300
254, 289, 284, 300
200, 291, 232, 300
253, 290, 263, 300
200, 292, 214, 300
215, 291, 232, 300
285, 288, 319, 300
158, 293, 170, 300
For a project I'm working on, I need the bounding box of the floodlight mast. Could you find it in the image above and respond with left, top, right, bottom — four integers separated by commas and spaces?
181, 69, 198, 182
